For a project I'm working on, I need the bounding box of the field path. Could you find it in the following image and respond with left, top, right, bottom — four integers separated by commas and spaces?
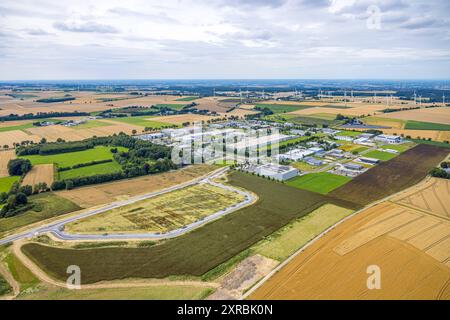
0, 261, 20, 300
12, 241, 218, 290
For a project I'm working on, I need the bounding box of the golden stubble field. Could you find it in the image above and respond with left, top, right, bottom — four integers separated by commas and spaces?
22, 164, 55, 188
0, 149, 16, 177
57, 164, 216, 208
381, 107, 450, 125
250, 178, 450, 300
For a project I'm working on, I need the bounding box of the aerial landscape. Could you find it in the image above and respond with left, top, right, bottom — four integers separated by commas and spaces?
0, 0, 449, 306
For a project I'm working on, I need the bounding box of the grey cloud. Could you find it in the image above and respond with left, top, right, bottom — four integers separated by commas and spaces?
53, 21, 119, 34
108, 7, 178, 23
399, 17, 446, 30
25, 28, 52, 36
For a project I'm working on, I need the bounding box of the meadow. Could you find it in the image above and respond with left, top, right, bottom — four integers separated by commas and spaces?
176, 96, 199, 101
405, 120, 450, 131
58, 161, 123, 180
287, 172, 352, 194
254, 104, 313, 114
106, 116, 175, 128
21, 172, 358, 283
0, 176, 20, 193
364, 150, 398, 161
22, 146, 126, 168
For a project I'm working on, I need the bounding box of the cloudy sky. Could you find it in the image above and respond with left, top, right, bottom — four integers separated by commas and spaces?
0, 0, 449, 80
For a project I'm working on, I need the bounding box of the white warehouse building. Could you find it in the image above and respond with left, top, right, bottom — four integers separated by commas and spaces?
255, 164, 299, 181
374, 134, 403, 144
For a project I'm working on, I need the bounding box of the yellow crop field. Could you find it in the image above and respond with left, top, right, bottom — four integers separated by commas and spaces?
22, 164, 55, 189
0, 149, 16, 177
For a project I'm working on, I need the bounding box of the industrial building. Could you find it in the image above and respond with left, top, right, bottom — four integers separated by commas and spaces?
374, 134, 403, 144
255, 164, 299, 181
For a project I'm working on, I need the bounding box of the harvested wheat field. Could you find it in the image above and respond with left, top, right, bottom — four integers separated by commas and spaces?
0, 130, 40, 148
0, 149, 16, 177
382, 107, 450, 125
57, 164, 216, 208
286, 104, 388, 117
391, 177, 450, 219
250, 201, 450, 300
222, 108, 259, 118
194, 97, 237, 112
150, 114, 222, 125
22, 164, 55, 188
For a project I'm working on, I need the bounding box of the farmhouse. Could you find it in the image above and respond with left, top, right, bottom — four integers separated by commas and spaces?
374, 134, 403, 144
255, 163, 299, 181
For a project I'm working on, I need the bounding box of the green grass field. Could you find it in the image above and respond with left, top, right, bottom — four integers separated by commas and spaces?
323, 104, 352, 109
107, 116, 175, 128
21, 172, 358, 284
59, 161, 123, 180
176, 96, 199, 101
154, 104, 186, 111
410, 139, 450, 149
364, 150, 398, 161
255, 104, 313, 114
22, 146, 126, 168
71, 120, 110, 130
18, 284, 213, 300
405, 120, 450, 131
0, 193, 81, 235
0, 176, 20, 193
289, 116, 338, 127
0, 123, 35, 132
380, 142, 415, 153
287, 172, 352, 194
253, 204, 354, 261
336, 130, 361, 137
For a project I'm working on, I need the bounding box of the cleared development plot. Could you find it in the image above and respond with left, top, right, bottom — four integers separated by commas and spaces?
57, 164, 216, 207
0, 150, 16, 177
287, 172, 352, 195
250, 201, 450, 300
21, 172, 358, 284
66, 183, 246, 234
331, 144, 449, 206
391, 177, 450, 219
22, 164, 54, 188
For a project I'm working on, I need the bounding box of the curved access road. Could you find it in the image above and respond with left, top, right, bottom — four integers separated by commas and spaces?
0, 167, 256, 245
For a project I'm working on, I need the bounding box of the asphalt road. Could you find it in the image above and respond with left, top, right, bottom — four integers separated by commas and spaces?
0, 166, 255, 245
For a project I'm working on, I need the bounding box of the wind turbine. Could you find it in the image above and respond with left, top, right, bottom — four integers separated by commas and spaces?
443, 93, 446, 106
413, 91, 417, 105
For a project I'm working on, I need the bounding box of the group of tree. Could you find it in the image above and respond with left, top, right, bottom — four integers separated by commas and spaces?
0, 182, 33, 218
0, 111, 89, 122
7, 158, 32, 176
430, 161, 450, 179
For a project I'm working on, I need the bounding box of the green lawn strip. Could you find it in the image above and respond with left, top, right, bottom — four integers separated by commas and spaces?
380, 142, 415, 153
254, 104, 313, 114
71, 120, 111, 130
253, 204, 354, 261
364, 150, 398, 161
286, 172, 352, 194
336, 130, 361, 137
410, 139, 450, 149
106, 116, 176, 128
323, 104, 352, 109
0, 193, 81, 235
4, 252, 39, 291
154, 104, 186, 111
0, 123, 35, 133
176, 96, 199, 101
21, 172, 359, 284
18, 284, 212, 300
405, 120, 450, 131
22, 146, 126, 168
0, 176, 20, 193
59, 161, 123, 180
